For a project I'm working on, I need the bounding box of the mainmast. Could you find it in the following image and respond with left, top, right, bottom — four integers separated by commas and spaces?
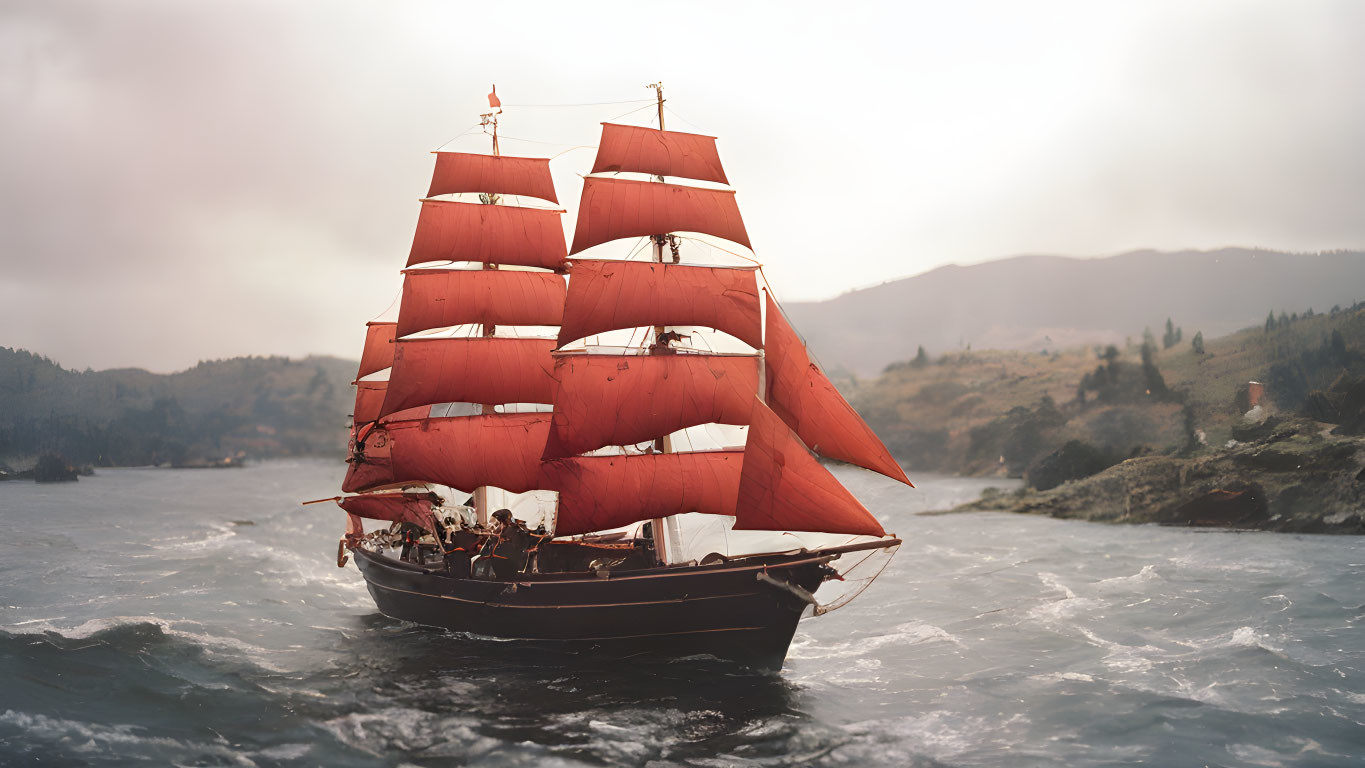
473, 93, 502, 526
647, 81, 675, 563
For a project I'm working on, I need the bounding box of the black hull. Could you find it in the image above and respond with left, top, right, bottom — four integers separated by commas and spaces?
351, 547, 837, 670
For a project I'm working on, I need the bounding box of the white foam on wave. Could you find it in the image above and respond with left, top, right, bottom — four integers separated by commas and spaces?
1222, 626, 1283, 654
1092, 564, 1161, 591
1028, 671, 1096, 684
326, 706, 592, 765
788, 620, 963, 661
835, 710, 1031, 763
0, 709, 310, 765
1, 615, 290, 673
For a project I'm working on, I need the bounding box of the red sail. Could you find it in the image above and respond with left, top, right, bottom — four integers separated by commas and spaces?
735, 399, 886, 536
407, 200, 567, 270
542, 354, 758, 459
557, 260, 762, 349
353, 381, 428, 425
569, 177, 751, 255
356, 322, 396, 380
427, 152, 559, 204
380, 337, 557, 417
353, 381, 388, 424
591, 123, 729, 185
545, 451, 742, 536
342, 413, 551, 494
337, 492, 439, 529
396, 268, 566, 337
764, 296, 912, 485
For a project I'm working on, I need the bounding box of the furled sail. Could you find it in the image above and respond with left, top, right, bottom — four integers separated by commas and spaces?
356, 322, 396, 380
591, 123, 729, 185
342, 413, 552, 494
397, 268, 566, 337
379, 337, 557, 418
338, 492, 440, 530
544, 451, 742, 536
427, 152, 559, 204
763, 296, 912, 485
542, 354, 758, 459
556, 260, 762, 348
735, 399, 886, 537
407, 200, 568, 270
568, 177, 751, 255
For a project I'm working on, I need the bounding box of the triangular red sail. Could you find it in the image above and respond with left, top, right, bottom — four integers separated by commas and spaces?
356, 322, 396, 380
342, 413, 551, 494
408, 200, 567, 270
569, 177, 751, 255
735, 399, 886, 537
427, 152, 558, 204
542, 354, 758, 459
338, 492, 440, 529
397, 268, 566, 337
545, 451, 742, 536
764, 296, 912, 485
591, 123, 729, 185
379, 337, 557, 418
557, 260, 762, 348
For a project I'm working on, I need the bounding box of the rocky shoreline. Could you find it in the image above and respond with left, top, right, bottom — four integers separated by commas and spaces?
939, 417, 1365, 534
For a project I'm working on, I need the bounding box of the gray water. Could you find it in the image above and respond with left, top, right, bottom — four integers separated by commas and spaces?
0, 461, 1361, 767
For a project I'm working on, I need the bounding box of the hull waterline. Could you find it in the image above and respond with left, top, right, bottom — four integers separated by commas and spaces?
351, 546, 837, 670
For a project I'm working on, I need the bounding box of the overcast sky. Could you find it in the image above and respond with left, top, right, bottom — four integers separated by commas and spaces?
3, 0, 1363, 372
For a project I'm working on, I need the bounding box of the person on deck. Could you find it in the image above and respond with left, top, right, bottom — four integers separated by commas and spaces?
432, 515, 481, 579
486, 509, 531, 580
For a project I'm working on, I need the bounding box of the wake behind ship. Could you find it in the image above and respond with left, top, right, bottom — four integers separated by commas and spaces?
321, 84, 913, 670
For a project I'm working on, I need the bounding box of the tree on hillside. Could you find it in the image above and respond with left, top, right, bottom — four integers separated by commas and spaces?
1163, 318, 1178, 349
910, 345, 929, 368
1266, 311, 1276, 335
1192, 331, 1205, 355
1140, 341, 1172, 399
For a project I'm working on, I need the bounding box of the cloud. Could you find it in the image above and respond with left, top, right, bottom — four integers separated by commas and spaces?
1, 0, 1362, 371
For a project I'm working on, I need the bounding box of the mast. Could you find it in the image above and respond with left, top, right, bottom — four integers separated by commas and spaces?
647, 81, 673, 563
473, 95, 502, 526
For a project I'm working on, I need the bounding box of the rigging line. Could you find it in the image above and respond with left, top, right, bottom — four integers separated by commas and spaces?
675, 236, 763, 266
549, 145, 596, 161
603, 102, 658, 123
495, 134, 584, 147
502, 99, 654, 108
433, 122, 484, 152
662, 105, 708, 134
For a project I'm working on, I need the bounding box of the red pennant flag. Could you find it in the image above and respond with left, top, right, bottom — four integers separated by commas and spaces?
488, 85, 501, 109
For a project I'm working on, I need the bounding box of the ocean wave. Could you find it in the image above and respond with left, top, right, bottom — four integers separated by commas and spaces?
0, 617, 289, 673
788, 621, 963, 661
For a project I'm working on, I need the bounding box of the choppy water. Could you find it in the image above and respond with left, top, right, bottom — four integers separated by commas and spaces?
0, 461, 1362, 766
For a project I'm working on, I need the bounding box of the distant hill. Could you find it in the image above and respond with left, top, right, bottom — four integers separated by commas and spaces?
785, 248, 1365, 376
0, 349, 356, 467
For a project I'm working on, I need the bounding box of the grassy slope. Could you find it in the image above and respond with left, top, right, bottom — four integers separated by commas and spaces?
852, 305, 1365, 477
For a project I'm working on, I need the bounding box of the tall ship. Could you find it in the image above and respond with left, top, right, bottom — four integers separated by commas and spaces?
324, 85, 914, 670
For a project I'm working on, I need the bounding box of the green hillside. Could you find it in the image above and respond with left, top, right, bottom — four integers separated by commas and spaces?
0, 349, 357, 467
852, 303, 1365, 479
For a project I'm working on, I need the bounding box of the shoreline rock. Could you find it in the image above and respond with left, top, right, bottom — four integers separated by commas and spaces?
941, 418, 1365, 534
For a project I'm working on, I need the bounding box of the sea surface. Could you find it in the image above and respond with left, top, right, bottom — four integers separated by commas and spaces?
1, 461, 1362, 767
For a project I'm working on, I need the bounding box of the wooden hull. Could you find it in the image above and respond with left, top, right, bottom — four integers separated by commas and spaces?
351, 546, 836, 670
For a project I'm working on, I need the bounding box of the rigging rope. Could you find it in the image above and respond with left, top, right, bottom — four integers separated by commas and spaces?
502, 99, 654, 108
